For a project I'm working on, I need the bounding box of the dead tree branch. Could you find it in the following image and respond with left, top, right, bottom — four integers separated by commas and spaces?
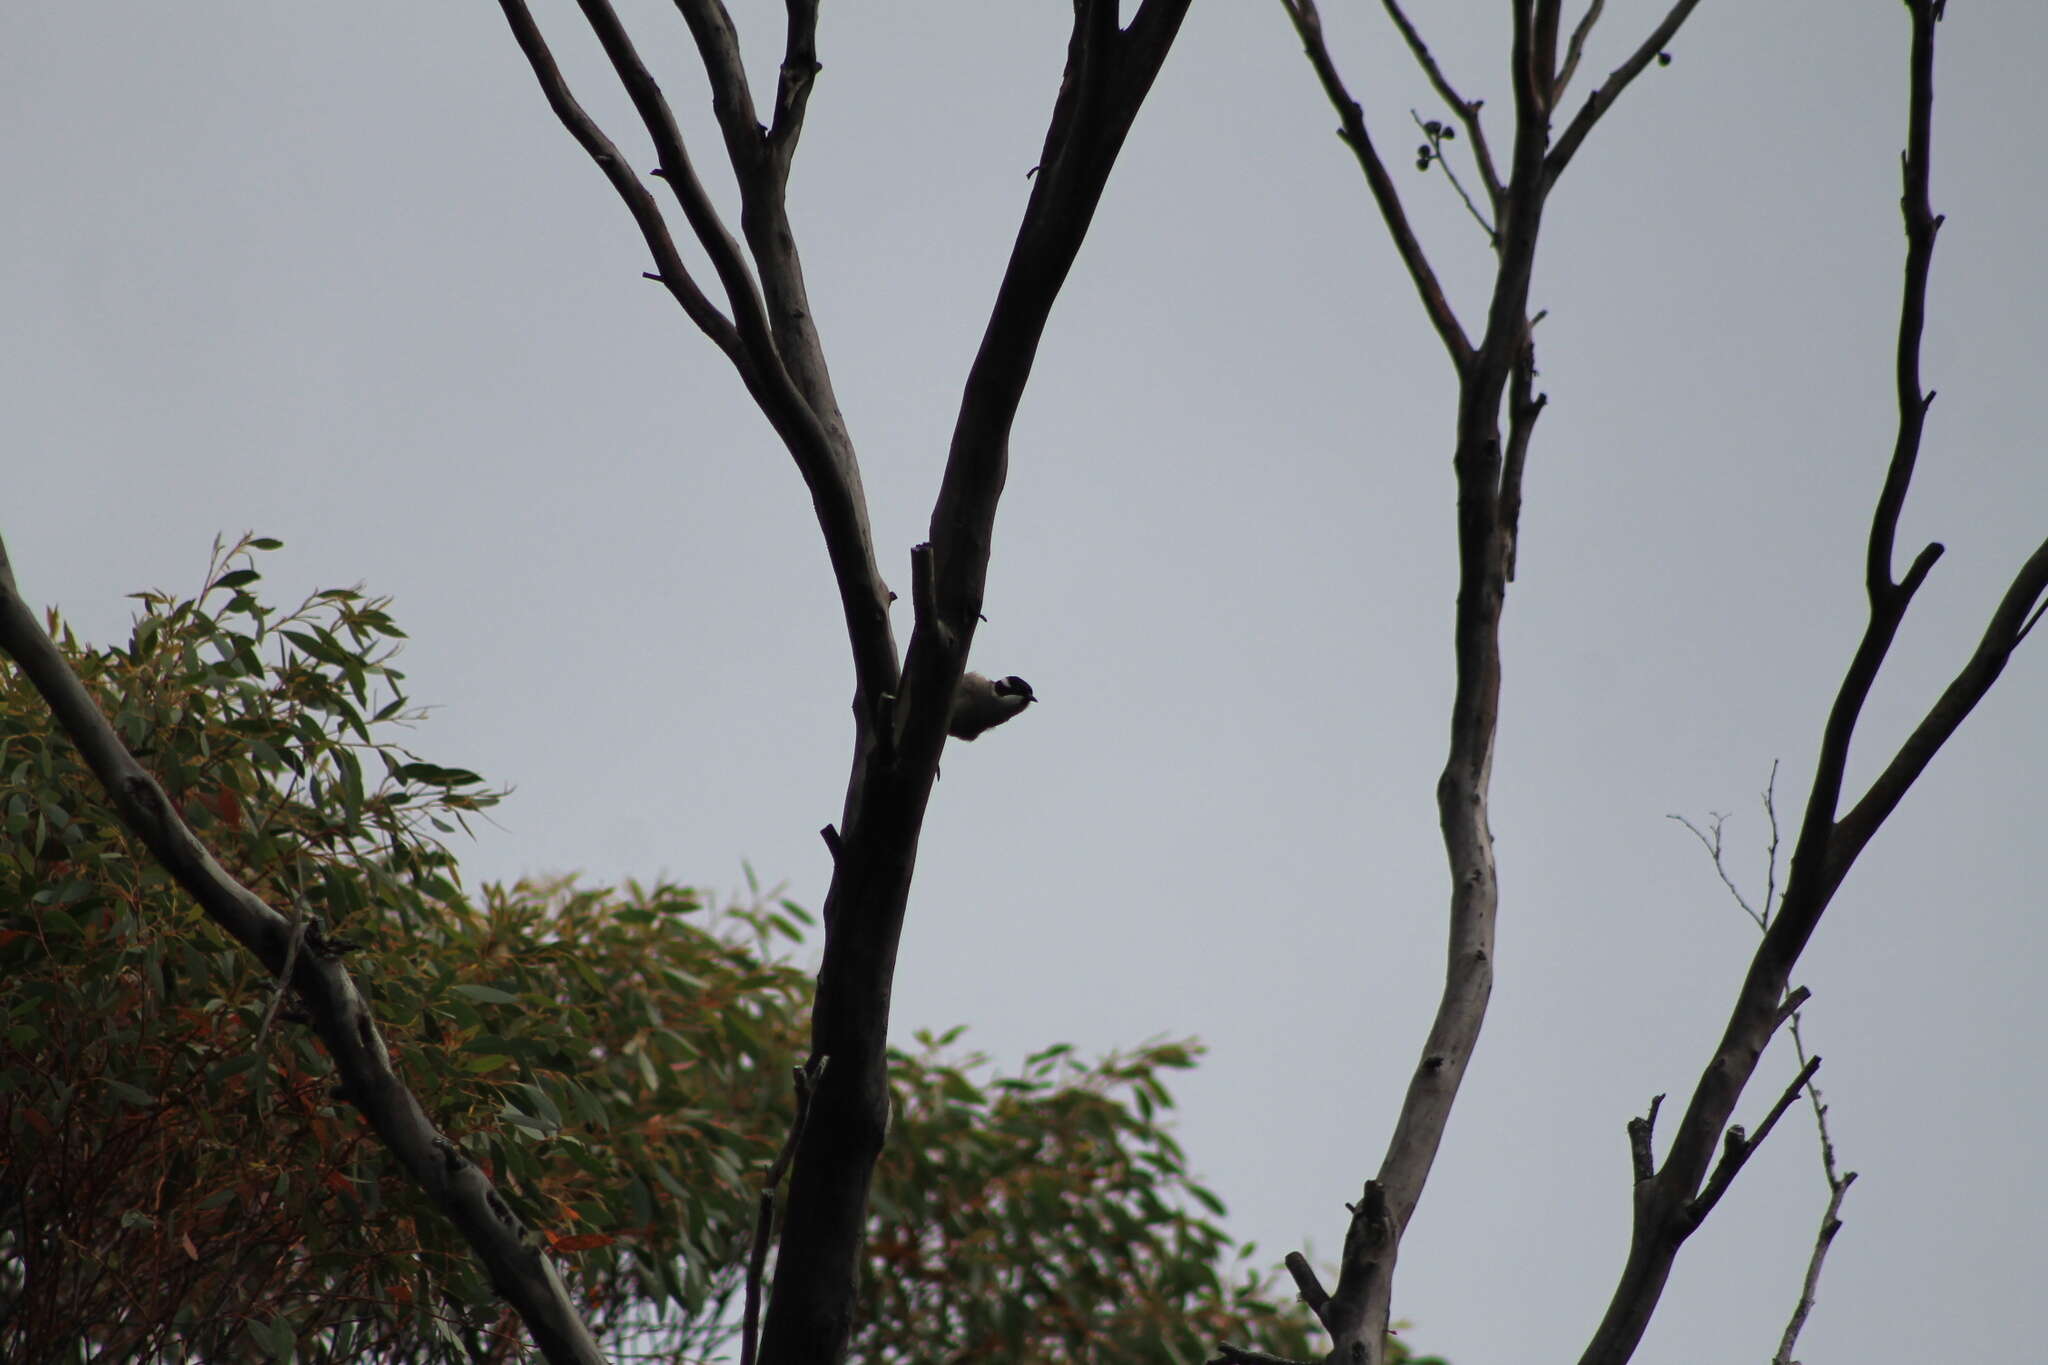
1381, 0, 1504, 208
1680, 766, 1859, 1363
1268, 0, 1786, 1360
1280, 0, 1473, 369
497, 0, 897, 720
1546, 0, 1704, 184
1412, 110, 1497, 245
1554, 0, 1609, 101
1579, 6, 2045, 1362
0, 538, 608, 1365
765, 14, 1195, 1364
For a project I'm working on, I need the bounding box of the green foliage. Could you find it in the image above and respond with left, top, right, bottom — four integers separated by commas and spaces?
0, 539, 806, 1362
865, 1036, 1318, 1364
0, 540, 1411, 1364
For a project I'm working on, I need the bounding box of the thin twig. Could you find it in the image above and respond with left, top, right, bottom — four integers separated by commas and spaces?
1380, 0, 1504, 206
1668, 812, 1766, 930
1411, 110, 1496, 245
1775, 1150, 1856, 1364
1677, 767, 1854, 1362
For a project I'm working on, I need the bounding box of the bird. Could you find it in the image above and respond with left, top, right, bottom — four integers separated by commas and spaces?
948, 672, 1037, 741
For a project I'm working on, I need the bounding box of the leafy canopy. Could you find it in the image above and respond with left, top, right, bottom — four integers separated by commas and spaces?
0, 540, 1383, 1364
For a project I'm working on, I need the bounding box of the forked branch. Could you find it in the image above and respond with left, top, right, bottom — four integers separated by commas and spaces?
496, 0, 741, 363
1382, 0, 1504, 207
496, 0, 895, 725
1279, 0, 1473, 369
1555, 0, 1609, 100
760, 7, 1196, 1365
1579, 6, 2044, 1362
1547, 0, 1704, 183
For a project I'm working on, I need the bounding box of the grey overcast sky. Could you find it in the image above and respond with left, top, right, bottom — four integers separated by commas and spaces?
5, 2, 2045, 1362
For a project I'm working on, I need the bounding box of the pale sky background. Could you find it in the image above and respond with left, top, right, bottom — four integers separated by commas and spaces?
5, 3, 2045, 1363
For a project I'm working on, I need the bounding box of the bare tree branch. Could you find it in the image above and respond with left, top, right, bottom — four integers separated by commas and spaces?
1546, 0, 1705, 185
1277, 5, 1565, 1359
496, 0, 741, 362
760, 7, 1195, 1364
1773, 995, 1857, 1364
1681, 767, 1860, 1364
770, 1, 822, 153
1532, 0, 1566, 105
0, 537, 609, 1365
672, 0, 851, 442
497, 0, 898, 732
574, 0, 772, 363
498, 5, 1197, 1359
1279, 0, 1473, 369
1412, 111, 1497, 245
1577, 8, 2042, 1362
1627, 1094, 1664, 1183
1380, 0, 1504, 207
1775, 1164, 1857, 1365
1826, 535, 2048, 892
1554, 0, 1609, 101
1498, 315, 1545, 577
1284, 1251, 1332, 1331
1283, 4, 2029, 1363
1686, 1053, 1821, 1228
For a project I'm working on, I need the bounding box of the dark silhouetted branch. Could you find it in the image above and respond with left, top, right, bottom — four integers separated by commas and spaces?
1626, 1094, 1664, 1184
1412, 110, 1497, 245
1280, 0, 1473, 369
1546, 0, 1705, 184
1284, 1251, 1332, 1330
1381, 0, 1504, 207
496, 0, 741, 365
1679, 768, 1860, 1363
761, 8, 1194, 1365
770, 1, 822, 152
499, 0, 897, 734
1555, 0, 1608, 100
1686, 1054, 1821, 1228
1577, 9, 2044, 1363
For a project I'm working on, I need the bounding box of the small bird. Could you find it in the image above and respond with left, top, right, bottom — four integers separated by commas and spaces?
948, 672, 1037, 740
